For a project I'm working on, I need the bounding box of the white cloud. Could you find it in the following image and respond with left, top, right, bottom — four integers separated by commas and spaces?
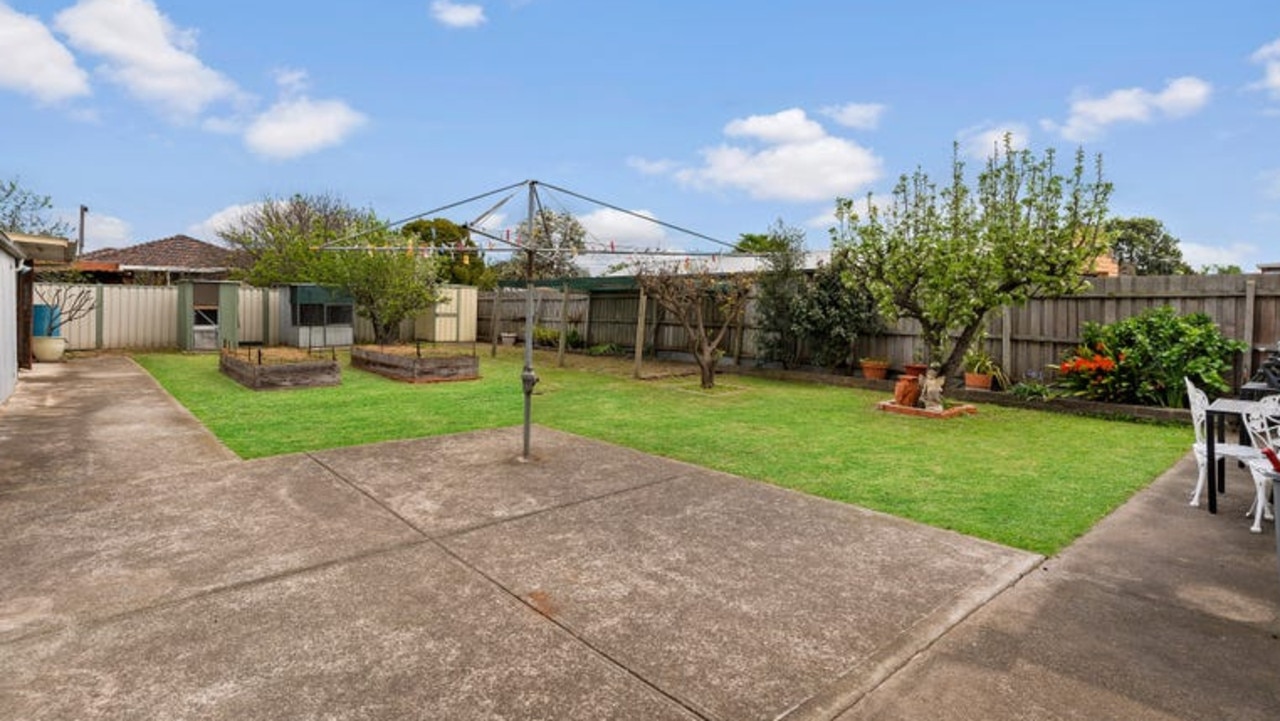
1042, 76, 1212, 141
81, 212, 132, 251
430, 1, 487, 28
1252, 37, 1280, 99
243, 71, 366, 160
957, 121, 1030, 160
53, 0, 241, 121
820, 102, 886, 130
724, 108, 826, 144
0, 3, 90, 103
1181, 241, 1259, 271
187, 202, 263, 241
671, 108, 882, 202
626, 156, 678, 175
578, 208, 668, 250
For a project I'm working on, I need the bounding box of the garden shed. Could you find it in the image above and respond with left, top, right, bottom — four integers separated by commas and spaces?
415, 285, 478, 343
177, 280, 239, 351
280, 284, 354, 348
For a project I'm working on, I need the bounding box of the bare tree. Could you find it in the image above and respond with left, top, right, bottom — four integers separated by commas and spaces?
635, 262, 755, 389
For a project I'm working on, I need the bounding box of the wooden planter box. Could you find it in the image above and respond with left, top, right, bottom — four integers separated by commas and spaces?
219, 352, 341, 390
351, 346, 480, 384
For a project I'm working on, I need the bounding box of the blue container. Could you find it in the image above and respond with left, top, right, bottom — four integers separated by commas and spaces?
33, 304, 61, 337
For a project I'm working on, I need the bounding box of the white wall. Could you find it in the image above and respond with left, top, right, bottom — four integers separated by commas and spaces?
0, 249, 18, 406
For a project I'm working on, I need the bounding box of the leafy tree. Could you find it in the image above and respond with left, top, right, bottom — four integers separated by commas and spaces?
636, 262, 755, 389
492, 209, 587, 280
402, 217, 496, 288
313, 221, 441, 344
217, 193, 364, 286
1, 176, 71, 236
1106, 217, 1192, 275
752, 220, 807, 368
835, 136, 1111, 383
792, 252, 882, 371
1201, 263, 1243, 275
734, 232, 790, 254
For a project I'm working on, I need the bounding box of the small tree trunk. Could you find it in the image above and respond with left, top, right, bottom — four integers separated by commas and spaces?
696, 344, 716, 389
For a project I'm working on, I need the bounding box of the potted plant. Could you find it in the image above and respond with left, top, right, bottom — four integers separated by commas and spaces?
903, 347, 928, 378
860, 357, 890, 380
962, 345, 1007, 390
32, 280, 95, 362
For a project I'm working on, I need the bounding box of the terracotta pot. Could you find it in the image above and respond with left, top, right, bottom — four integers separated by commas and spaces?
964, 371, 993, 390
893, 375, 921, 407
904, 363, 928, 378
861, 361, 889, 380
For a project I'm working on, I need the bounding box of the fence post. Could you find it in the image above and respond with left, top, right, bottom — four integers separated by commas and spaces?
94, 284, 105, 349
489, 286, 501, 357
1000, 306, 1012, 377
557, 283, 569, 367
633, 288, 647, 379
1243, 277, 1257, 383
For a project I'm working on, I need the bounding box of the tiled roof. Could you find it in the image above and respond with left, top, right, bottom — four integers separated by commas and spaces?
80, 235, 242, 270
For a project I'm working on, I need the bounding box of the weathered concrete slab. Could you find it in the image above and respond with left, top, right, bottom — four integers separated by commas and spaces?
0, 453, 420, 642
0, 357, 237, 491
444, 467, 1040, 721
835, 455, 1280, 721
0, 544, 698, 721
310, 426, 687, 536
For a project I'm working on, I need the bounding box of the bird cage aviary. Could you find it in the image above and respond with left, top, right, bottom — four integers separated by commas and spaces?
279, 284, 354, 349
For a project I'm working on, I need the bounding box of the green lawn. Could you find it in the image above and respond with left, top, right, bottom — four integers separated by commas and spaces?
135, 348, 1191, 556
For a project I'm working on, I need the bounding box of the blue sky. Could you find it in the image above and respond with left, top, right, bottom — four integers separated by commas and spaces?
2, 0, 1278, 271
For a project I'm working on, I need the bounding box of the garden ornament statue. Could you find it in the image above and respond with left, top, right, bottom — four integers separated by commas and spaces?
920, 368, 945, 412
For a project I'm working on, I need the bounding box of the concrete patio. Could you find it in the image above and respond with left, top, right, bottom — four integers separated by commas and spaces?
0, 356, 1276, 720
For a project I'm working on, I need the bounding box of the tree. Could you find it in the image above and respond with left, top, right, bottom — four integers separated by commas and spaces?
835, 137, 1111, 383
217, 193, 364, 286
313, 221, 442, 344
1106, 217, 1192, 275
492, 209, 587, 280
792, 252, 882, 371
1, 176, 72, 236
752, 220, 807, 368
635, 262, 755, 389
401, 217, 496, 288
734, 232, 790, 254
1201, 263, 1243, 275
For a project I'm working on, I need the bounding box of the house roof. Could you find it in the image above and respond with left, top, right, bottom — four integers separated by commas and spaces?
4, 231, 72, 263
0, 230, 26, 261
78, 235, 242, 272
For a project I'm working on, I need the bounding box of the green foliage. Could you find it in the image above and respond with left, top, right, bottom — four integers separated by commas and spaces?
734, 231, 790, 254
834, 136, 1112, 381
402, 217, 496, 288
492, 209, 587, 280
1054, 306, 1246, 407
1106, 217, 1192, 275
752, 220, 807, 368
311, 221, 441, 345
217, 192, 365, 286
0, 176, 72, 236
1201, 263, 1243, 275
1010, 379, 1055, 402
531, 325, 582, 348
791, 252, 882, 371
585, 343, 622, 356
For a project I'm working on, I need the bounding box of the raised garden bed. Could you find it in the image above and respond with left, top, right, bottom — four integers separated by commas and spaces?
219, 348, 341, 390
351, 345, 480, 383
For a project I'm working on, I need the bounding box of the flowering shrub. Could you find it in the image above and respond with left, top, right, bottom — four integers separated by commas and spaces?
1055, 306, 1246, 407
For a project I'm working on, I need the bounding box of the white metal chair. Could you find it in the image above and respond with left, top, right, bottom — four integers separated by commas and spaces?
1185, 378, 1263, 511
1241, 395, 1280, 533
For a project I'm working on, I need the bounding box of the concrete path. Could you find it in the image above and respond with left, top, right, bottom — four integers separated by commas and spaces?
0, 356, 1276, 720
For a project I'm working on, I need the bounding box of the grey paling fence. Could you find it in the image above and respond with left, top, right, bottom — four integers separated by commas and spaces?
477, 288, 589, 341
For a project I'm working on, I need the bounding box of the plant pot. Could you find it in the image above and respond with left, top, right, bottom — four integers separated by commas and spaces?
893, 375, 921, 407
32, 336, 67, 362
904, 362, 928, 378
964, 371, 993, 390
861, 361, 889, 380
499, 333, 517, 347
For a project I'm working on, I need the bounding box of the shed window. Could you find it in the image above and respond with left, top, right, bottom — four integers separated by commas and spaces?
193, 308, 218, 326
296, 303, 326, 327
326, 305, 353, 325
